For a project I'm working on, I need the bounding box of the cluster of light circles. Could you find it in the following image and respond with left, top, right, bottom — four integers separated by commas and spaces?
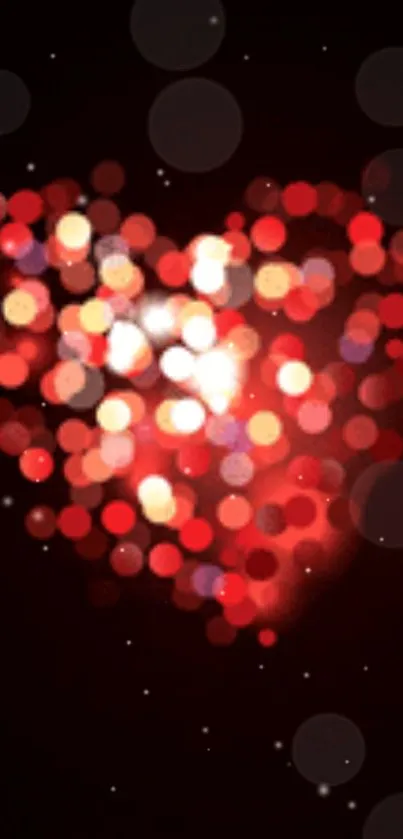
1, 162, 403, 644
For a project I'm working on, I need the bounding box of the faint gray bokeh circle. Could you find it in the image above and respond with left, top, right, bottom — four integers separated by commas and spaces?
0, 70, 31, 136
224, 264, 254, 309
148, 78, 243, 173
130, 0, 225, 71
356, 48, 403, 126
363, 793, 403, 839
362, 149, 403, 226
292, 713, 365, 786
349, 462, 403, 549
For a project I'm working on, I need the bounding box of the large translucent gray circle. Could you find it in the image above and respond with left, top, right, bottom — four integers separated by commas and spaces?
224, 264, 254, 309
0, 70, 31, 136
363, 793, 403, 839
356, 49, 403, 127
68, 368, 105, 411
148, 78, 243, 173
362, 149, 403, 226
349, 462, 403, 549
130, 0, 225, 71
292, 714, 365, 786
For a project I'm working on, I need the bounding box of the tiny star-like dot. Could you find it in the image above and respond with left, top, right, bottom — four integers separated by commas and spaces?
368, 195, 376, 204
243, 54, 250, 61
50, 53, 56, 59
305, 567, 312, 575
348, 801, 357, 810
2, 496, 14, 507
157, 169, 164, 176
259, 664, 264, 670
209, 15, 219, 24
126, 640, 132, 646
303, 671, 311, 679
322, 45, 328, 51
274, 741, 283, 750
164, 180, 171, 187
379, 536, 384, 543
110, 786, 116, 793
318, 783, 330, 797
345, 759, 350, 765
27, 163, 35, 171
363, 665, 369, 672
42, 545, 49, 552
202, 727, 209, 734
143, 689, 150, 695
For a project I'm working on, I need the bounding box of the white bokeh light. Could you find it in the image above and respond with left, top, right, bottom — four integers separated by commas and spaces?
171, 398, 206, 433
182, 315, 216, 352
160, 345, 195, 382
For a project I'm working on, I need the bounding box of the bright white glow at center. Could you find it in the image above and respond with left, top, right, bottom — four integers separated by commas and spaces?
190, 258, 226, 295
182, 315, 216, 352
160, 345, 195, 382
140, 301, 174, 341
193, 348, 240, 414
106, 321, 147, 374
171, 398, 206, 434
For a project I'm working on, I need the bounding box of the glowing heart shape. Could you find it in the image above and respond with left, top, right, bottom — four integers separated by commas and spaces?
1, 165, 403, 646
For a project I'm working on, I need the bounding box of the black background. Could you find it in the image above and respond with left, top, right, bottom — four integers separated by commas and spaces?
1, 4, 403, 836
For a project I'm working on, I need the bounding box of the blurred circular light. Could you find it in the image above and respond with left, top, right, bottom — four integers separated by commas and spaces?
277, 360, 313, 396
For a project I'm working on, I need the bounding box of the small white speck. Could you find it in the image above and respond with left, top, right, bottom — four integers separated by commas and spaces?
274, 741, 283, 750
326, 497, 331, 503
243, 54, 250, 61
379, 536, 384, 543
163, 180, 171, 187
305, 567, 312, 575
266, 182, 271, 188
206, 746, 211, 752
41, 402, 46, 407
202, 726, 209, 734
250, 393, 255, 399
322, 45, 328, 52
77, 195, 88, 207
259, 664, 264, 670
209, 15, 219, 25
143, 689, 150, 695
126, 640, 132, 646
318, 783, 330, 797
110, 786, 116, 793
157, 168, 164, 177
363, 665, 369, 672
42, 545, 49, 552
286, 761, 292, 767
2, 496, 14, 508
345, 759, 350, 765
303, 671, 311, 679
50, 53, 56, 59
368, 194, 376, 204
348, 801, 357, 810
272, 311, 278, 317
27, 162, 35, 172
